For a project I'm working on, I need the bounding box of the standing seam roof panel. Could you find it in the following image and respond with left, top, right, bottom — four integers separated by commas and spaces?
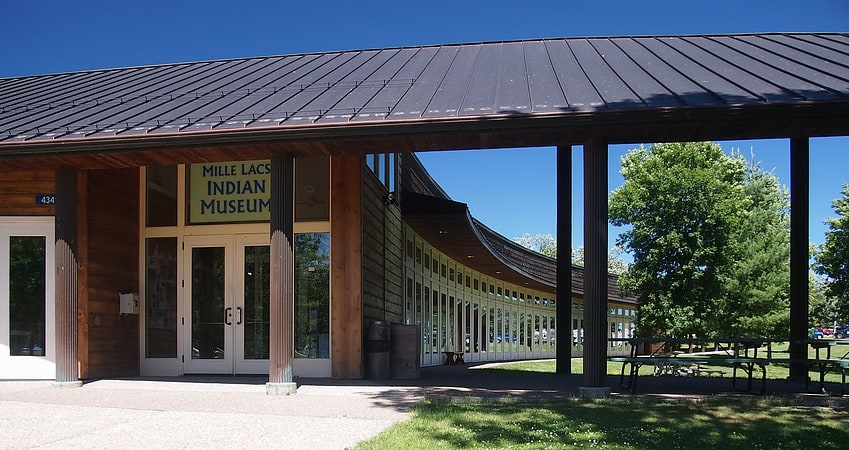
621, 38, 720, 106
391, 46, 460, 118
728, 36, 849, 99
16, 61, 242, 140
763, 35, 849, 85
109, 57, 281, 134
314, 49, 407, 123
0, 64, 192, 127
571, 38, 644, 108
210, 54, 330, 130
173, 56, 309, 133
597, 38, 680, 107
524, 40, 569, 111
702, 36, 829, 101
659, 37, 770, 104
289, 49, 396, 123
424, 45, 481, 117
458, 43, 501, 116
494, 41, 532, 114
543, 40, 604, 110
352, 46, 439, 122
56, 59, 262, 139
259, 52, 360, 122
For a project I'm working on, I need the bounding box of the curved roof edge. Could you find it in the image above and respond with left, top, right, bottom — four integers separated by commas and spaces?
400, 153, 637, 304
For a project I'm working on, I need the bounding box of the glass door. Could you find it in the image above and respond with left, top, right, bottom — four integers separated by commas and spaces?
183, 234, 270, 374
184, 235, 233, 374
235, 234, 270, 374
0, 219, 55, 379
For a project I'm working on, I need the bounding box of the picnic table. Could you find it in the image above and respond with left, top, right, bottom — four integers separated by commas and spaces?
442, 350, 465, 366
803, 338, 849, 395
608, 337, 774, 394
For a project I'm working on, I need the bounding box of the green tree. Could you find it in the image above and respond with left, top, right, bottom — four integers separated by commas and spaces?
814, 185, 849, 319
570, 246, 629, 275
609, 142, 790, 338
513, 233, 557, 258
714, 160, 790, 337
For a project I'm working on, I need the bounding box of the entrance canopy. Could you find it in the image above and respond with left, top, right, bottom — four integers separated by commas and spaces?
0, 33, 847, 169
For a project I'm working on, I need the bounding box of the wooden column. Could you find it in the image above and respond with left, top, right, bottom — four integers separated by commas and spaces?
556, 145, 573, 375
54, 166, 81, 386
789, 137, 810, 380
267, 153, 297, 395
330, 155, 363, 378
581, 138, 610, 396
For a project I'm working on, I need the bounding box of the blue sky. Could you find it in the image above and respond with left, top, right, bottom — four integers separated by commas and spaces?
2, 1, 848, 254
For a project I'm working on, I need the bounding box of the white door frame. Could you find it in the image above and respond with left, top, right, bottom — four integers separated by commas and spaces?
0, 217, 55, 379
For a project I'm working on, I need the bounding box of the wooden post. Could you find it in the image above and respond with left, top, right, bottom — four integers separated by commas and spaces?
267, 153, 297, 395
54, 166, 82, 387
581, 138, 610, 398
556, 145, 573, 375
789, 137, 810, 381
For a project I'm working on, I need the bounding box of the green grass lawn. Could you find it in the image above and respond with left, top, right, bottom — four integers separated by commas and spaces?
355, 347, 849, 449
356, 396, 849, 449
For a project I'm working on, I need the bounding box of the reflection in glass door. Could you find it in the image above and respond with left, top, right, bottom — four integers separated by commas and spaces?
0, 219, 55, 379
183, 235, 269, 374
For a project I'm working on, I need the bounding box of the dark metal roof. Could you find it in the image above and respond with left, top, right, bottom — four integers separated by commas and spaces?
1, 33, 848, 166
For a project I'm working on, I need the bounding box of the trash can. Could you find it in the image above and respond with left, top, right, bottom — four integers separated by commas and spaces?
390, 323, 420, 379
366, 320, 391, 380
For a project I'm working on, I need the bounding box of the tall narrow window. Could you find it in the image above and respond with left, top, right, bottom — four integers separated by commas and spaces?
146, 165, 177, 227
294, 233, 330, 359
9, 237, 46, 356
145, 238, 177, 358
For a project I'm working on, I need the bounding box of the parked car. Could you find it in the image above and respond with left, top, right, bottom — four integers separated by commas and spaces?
820, 326, 834, 336
811, 327, 824, 339
835, 325, 849, 339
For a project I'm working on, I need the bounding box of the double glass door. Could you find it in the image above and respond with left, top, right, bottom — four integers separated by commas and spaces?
183, 234, 269, 374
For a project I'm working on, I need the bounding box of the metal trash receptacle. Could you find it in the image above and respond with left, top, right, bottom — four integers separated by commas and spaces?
390, 323, 420, 379
366, 320, 391, 380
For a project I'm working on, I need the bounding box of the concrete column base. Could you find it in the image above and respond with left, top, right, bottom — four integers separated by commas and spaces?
52, 381, 83, 389
579, 386, 611, 399
266, 382, 298, 395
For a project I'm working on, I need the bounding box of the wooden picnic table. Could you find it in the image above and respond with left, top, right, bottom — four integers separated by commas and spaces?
608, 337, 776, 394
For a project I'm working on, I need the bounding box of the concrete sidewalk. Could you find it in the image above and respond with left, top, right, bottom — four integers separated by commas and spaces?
0, 378, 420, 450
0, 362, 837, 449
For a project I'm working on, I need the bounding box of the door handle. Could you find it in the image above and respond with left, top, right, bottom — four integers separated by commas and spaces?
225, 307, 232, 326
236, 307, 242, 325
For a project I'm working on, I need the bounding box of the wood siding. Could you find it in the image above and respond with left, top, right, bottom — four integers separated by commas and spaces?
0, 169, 55, 216
362, 167, 404, 325
81, 168, 139, 378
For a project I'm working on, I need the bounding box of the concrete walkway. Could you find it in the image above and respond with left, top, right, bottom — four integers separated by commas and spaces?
0, 361, 838, 449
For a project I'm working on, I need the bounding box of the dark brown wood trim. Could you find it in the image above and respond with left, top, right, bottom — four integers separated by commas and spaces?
269, 154, 295, 384
54, 166, 79, 383
582, 139, 608, 388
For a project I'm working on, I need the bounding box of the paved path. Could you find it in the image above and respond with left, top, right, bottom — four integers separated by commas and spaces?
0, 378, 420, 450
0, 361, 836, 449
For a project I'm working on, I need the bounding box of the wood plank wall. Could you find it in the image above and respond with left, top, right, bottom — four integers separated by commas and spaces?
81, 168, 139, 378
362, 169, 403, 324
0, 169, 55, 216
